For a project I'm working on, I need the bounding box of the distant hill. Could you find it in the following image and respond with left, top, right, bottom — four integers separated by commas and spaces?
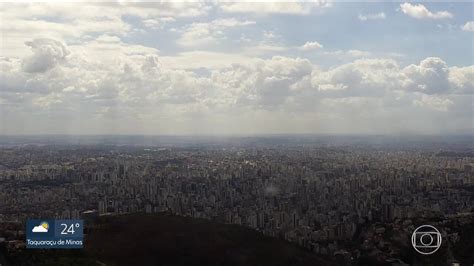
4, 213, 335, 266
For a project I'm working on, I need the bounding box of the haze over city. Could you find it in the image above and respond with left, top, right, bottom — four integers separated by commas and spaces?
1, 1, 472, 135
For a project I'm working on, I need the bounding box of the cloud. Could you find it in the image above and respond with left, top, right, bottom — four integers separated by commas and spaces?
219, 1, 331, 15
212, 56, 313, 109
32, 225, 48, 233
0, 3, 208, 57
1, 2, 471, 135
346, 50, 372, 57
177, 18, 256, 47
141, 55, 161, 73
413, 94, 453, 111
400, 3, 453, 19
95, 35, 121, 43
142, 19, 161, 30
299, 41, 323, 51
358, 12, 386, 21
306, 57, 471, 101
33, 93, 63, 109
242, 44, 288, 57
462, 21, 474, 32
1, 35, 472, 135
160, 51, 252, 69
211, 18, 256, 27
238, 30, 288, 57
323, 50, 372, 59
402, 57, 450, 94
310, 58, 403, 98
21, 38, 70, 73
448, 66, 474, 94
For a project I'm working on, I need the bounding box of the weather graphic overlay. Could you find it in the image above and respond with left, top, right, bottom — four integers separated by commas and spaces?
26, 220, 84, 249
31, 221, 50, 233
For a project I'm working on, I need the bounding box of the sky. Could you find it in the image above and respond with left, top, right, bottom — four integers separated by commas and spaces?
0, 1, 473, 135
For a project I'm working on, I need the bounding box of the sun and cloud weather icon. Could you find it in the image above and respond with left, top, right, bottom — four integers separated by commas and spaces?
32, 221, 49, 233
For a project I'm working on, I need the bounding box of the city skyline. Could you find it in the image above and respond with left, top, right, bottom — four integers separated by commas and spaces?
1, 1, 473, 135
1, 137, 473, 264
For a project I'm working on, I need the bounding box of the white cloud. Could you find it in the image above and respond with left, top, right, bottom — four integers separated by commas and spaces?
461, 21, 474, 32
0, 3, 209, 21
358, 12, 386, 21
304, 57, 472, 102
176, 23, 217, 47
177, 18, 256, 47
263, 30, 278, 39
413, 94, 453, 111
67, 37, 158, 68
238, 30, 288, 56
310, 58, 403, 98
32, 225, 48, 233
0, 0, 471, 136
323, 50, 372, 59
211, 18, 256, 27
219, 1, 331, 15
213, 56, 314, 108
142, 19, 161, 29
346, 50, 371, 57
160, 51, 253, 69
242, 43, 288, 57
2, 44, 472, 135
33, 93, 63, 108
22, 38, 70, 73
402, 57, 450, 94
299, 41, 323, 51
95, 35, 121, 43
448, 66, 474, 94
400, 3, 453, 19
0, 3, 209, 57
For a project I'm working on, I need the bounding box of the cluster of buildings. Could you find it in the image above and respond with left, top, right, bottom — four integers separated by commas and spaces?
0, 143, 473, 260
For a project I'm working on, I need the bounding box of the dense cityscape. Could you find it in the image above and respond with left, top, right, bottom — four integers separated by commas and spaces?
0, 136, 473, 264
